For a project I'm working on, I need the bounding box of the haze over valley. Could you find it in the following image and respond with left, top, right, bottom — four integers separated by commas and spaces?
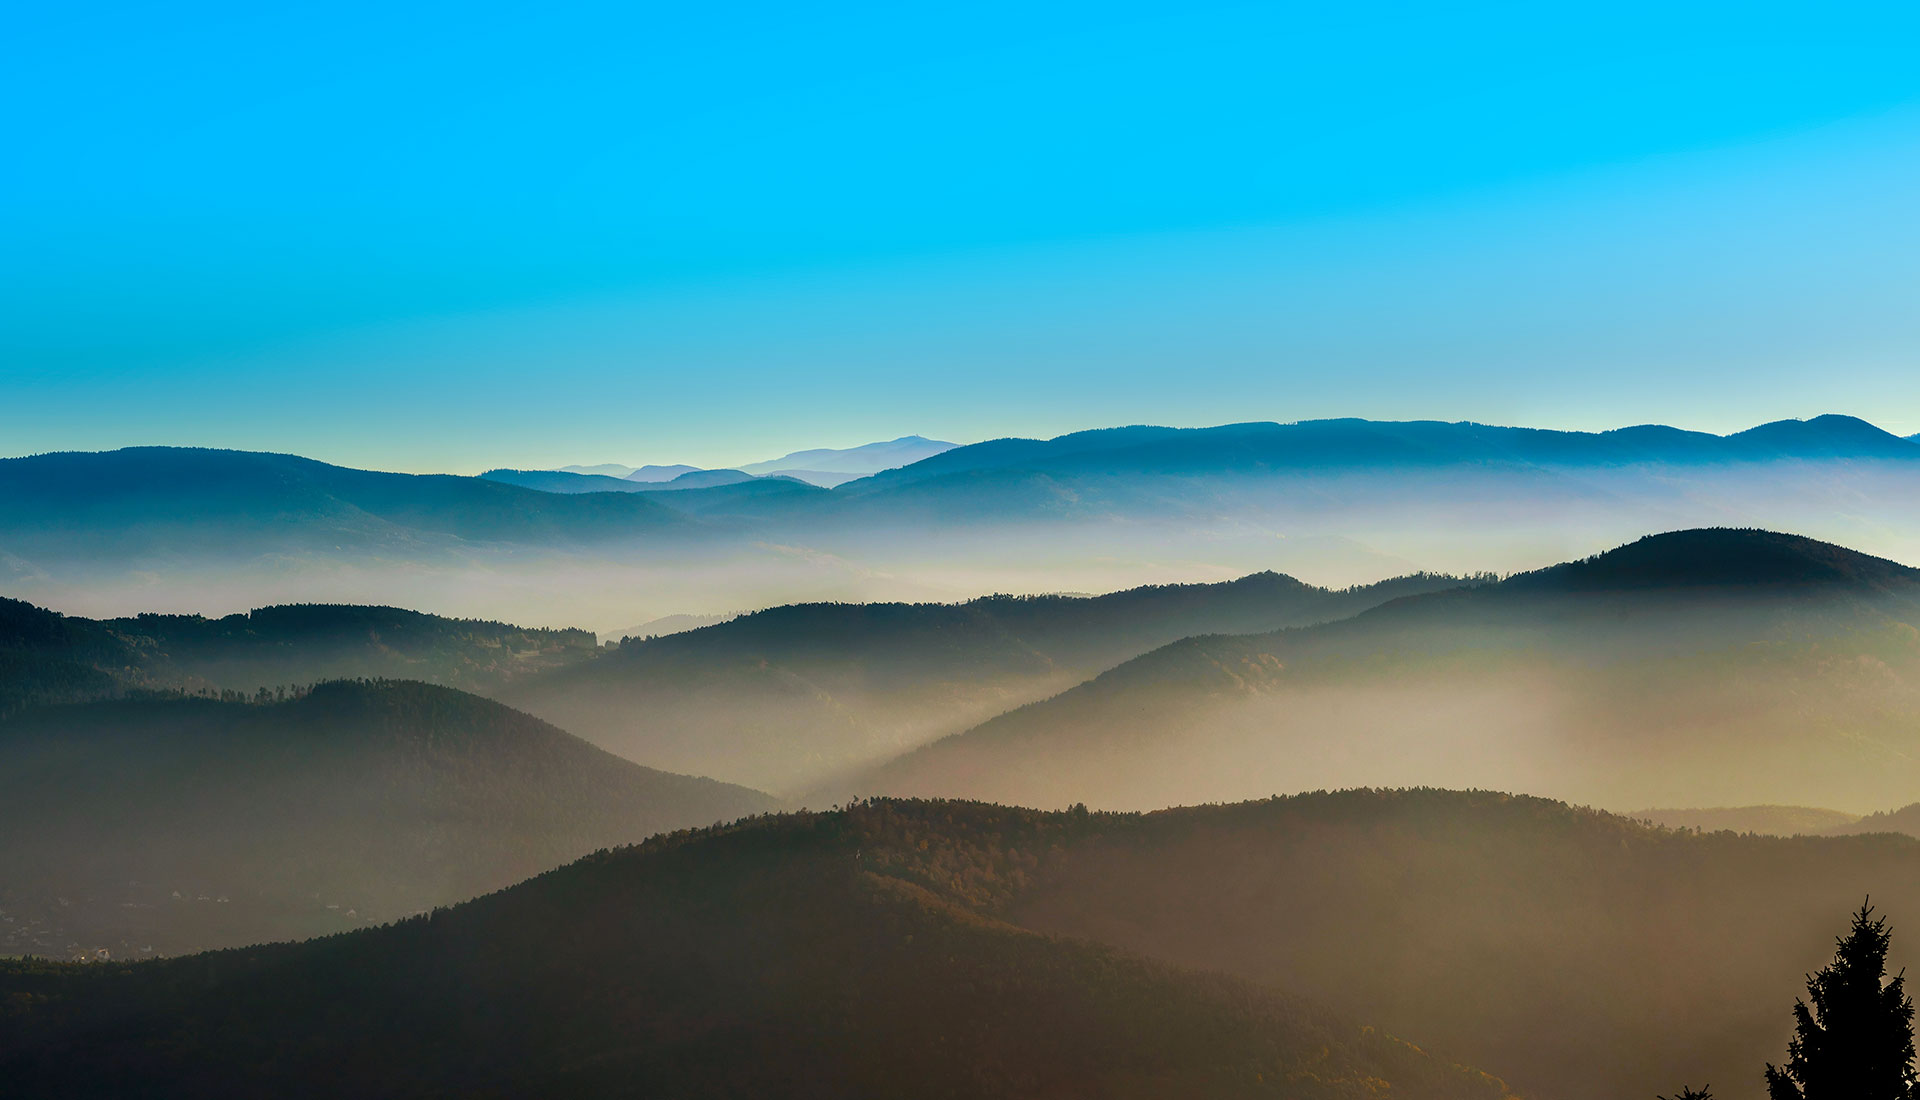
13, 3, 1920, 1094
8, 415, 1920, 635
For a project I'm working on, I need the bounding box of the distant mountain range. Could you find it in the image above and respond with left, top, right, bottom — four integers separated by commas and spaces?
1634, 800, 1920, 838
860, 528, 1920, 812
553, 463, 707, 481
12, 790, 1920, 1100
0, 446, 687, 561
8, 416, 1920, 630
480, 466, 779, 494
836, 414, 1920, 496
737, 435, 958, 486
0, 680, 773, 956
612, 611, 740, 639
1630, 805, 1866, 835
501, 570, 1468, 793
547, 436, 958, 489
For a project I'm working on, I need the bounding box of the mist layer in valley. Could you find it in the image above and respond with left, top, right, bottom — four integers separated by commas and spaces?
856, 529, 1920, 815
7, 416, 1920, 634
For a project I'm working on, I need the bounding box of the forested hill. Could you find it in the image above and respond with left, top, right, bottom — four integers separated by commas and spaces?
0, 794, 1518, 1100
11, 790, 1920, 1099
0, 594, 597, 717
0, 446, 689, 558
1628, 799, 1920, 838
1826, 801, 1920, 838
0, 680, 774, 955
502, 569, 1467, 793
836, 414, 1920, 495
861, 528, 1920, 811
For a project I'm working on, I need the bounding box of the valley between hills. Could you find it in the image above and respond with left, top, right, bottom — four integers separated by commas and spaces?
9, 511, 1920, 1097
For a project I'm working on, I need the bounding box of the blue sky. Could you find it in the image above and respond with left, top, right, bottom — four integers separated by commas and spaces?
5, 0, 1919, 471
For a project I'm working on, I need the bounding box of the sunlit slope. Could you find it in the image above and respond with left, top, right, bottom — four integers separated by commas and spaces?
502, 571, 1465, 793
0, 680, 774, 954
863, 529, 1920, 811
0, 800, 1514, 1100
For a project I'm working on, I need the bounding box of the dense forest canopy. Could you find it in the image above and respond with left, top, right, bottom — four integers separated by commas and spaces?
10, 790, 1920, 1099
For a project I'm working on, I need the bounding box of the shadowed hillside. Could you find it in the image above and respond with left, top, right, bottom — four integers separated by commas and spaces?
861, 529, 1920, 811
0, 800, 1516, 1100
503, 570, 1468, 793
0, 680, 773, 955
12, 790, 1920, 1099
0, 594, 598, 717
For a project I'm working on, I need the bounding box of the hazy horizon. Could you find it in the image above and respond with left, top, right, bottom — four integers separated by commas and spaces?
6, 410, 1915, 477
11, 6, 1920, 1097
10, 2, 1920, 472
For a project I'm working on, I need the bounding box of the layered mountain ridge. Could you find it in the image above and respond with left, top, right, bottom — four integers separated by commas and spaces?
10, 790, 1920, 1100
0, 679, 774, 956
860, 529, 1920, 811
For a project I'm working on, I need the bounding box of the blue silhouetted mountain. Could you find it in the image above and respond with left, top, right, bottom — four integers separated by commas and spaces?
480, 468, 659, 493
481, 467, 820, 507
11, 420, 1920, 627
0, 679, 774, 955
737, 435, 958, 480
653, 467, 758, 488
0, 594, 598, 718
838, 415, 1920, 499
0, 447, 689, 562
859, 528, 1920, 812
624, 463, 702, 482
502, 570, 1468, 793
556, 462, 637, 478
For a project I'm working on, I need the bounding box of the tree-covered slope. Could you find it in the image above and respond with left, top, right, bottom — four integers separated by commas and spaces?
1825, 801, 1920, 838
863, 529, 1920, 811
14, 790, 1920, 1099
979, 790, 1920, 1100
503, 570, 1466, 793
0, 680, 774, 955
0, 594, 598, 717
0, 798, 1513, 1100
1629, 805, 1863, 836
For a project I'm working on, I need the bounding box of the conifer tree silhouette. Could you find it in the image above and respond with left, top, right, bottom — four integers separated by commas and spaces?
1766, 899, 1917, 1100
1658, 1087, 1710, 1100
